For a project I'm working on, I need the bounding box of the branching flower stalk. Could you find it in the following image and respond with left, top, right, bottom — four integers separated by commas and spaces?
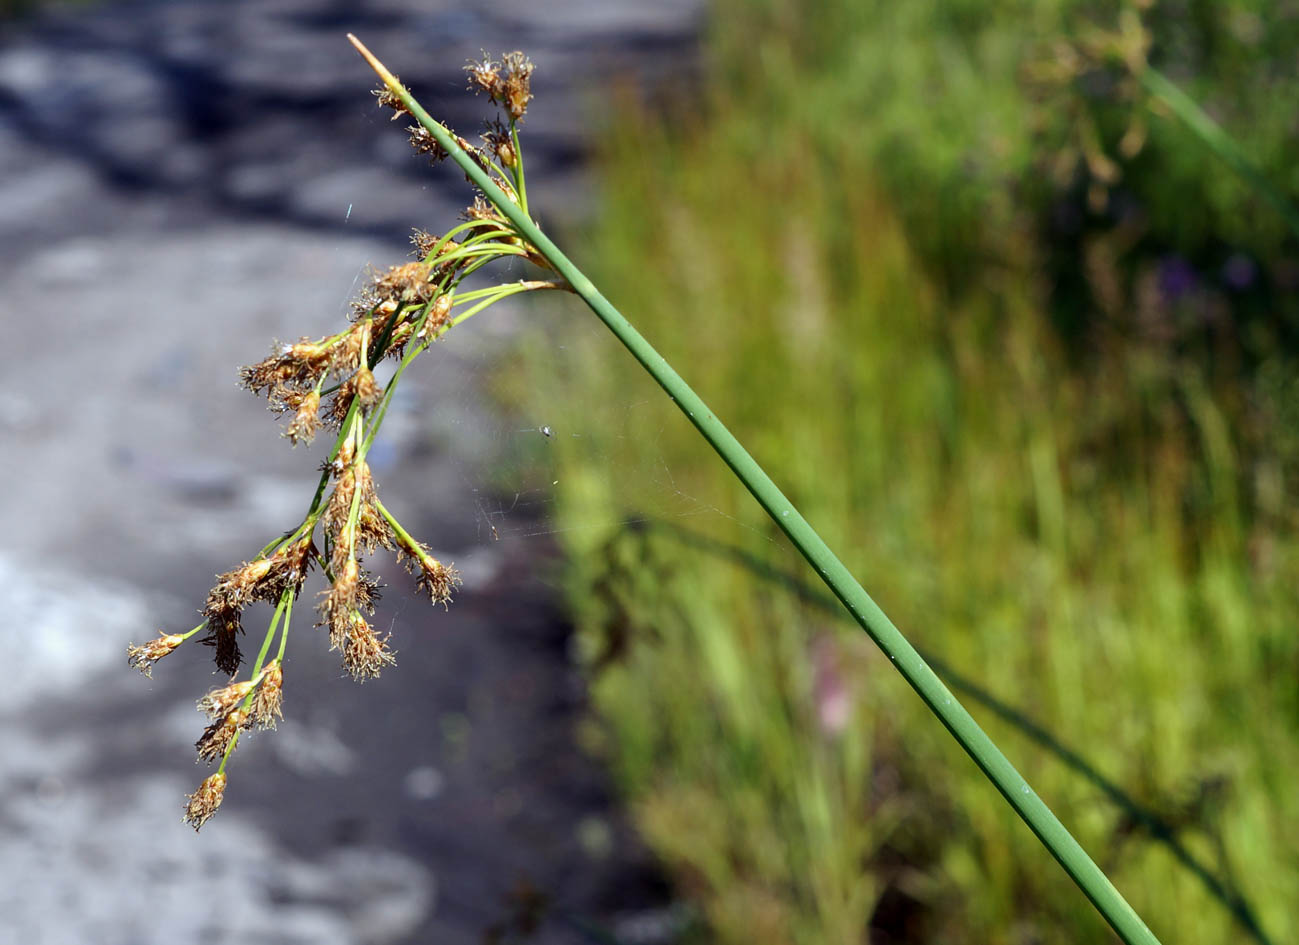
131, 32, 1161, 945
129, 47, 570, 831
343, 33, 1164, 945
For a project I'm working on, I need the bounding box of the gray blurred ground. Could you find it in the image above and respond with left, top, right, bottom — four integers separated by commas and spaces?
0, 2, 702, 943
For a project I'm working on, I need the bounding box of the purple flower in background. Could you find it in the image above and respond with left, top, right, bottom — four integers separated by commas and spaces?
812, 635, 853, 736
1222, 252, 1257, 291
1158, 255, 1197, 302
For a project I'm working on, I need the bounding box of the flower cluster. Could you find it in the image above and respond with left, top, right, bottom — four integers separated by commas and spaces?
465, 50, 534, 122
130, 41, 570, 831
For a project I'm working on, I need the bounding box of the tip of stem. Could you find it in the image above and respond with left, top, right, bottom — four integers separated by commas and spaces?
347, 33, 402, 91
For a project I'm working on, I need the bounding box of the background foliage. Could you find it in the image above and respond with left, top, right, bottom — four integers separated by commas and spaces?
503, 1, 1299, 941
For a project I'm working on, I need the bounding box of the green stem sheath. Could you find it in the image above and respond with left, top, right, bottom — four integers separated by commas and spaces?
348, 34, 1161, 945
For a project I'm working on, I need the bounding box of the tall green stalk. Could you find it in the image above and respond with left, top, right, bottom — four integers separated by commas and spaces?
349, 35, 1161, 945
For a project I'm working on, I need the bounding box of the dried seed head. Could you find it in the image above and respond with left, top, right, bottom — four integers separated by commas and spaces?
195, 709, 246, 765
197, 679, 255, 719
127, 632, 186, 677
500, 51, 534, 121
251, 661, 284, 730
183, 772, 227, 832
342, 612, 396, 681
285, 390, 322, 445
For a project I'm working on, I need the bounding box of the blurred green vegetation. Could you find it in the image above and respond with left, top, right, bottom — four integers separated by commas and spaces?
502, 0, 1299, 941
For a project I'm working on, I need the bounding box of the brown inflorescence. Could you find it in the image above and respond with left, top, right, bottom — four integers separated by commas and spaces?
195, 709, 247, 765
197, 680, 255, 719
251, 661, 285, 730
127, 632, 186, 677
286, 390, 322, 445
408, 124, 449, 165
183, 773, 227, 831
465, 51, 533, 121
342, 612, 397, 681
396, 535, 462, 608
135, 40, 550, 831
482, 119, 516, 169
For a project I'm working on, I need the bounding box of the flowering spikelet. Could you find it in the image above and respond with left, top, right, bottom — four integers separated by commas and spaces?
195, 709, 246, 765
197, 680, 255, 719
397, 537, 461, 608
465, 51, 533, 121
239, 338, 336, 406
323, 385, 357, 428
482, 119, 516, 168
127, 632, 185, 677
499, 51, 534, 121
356, 501, 395, 555
322, 556, 360, 650
197, 542, 315, 674
373, 83, 406, 118
251, 661, 284, 730
464, 195, 503, 223
408, 125, 449, 165
379, 320, 416, 360
374, 261, 435, 305
285, 390, 321, 444
336, 320, 370, 374
324, 458, 378, 546
206, 558, 274, 613
411, 229, 439, 257
351, 366, 382, 407
183, 773, 226, 831
418, 293, 455, 342
465, 52, 500, 98
342, 612, 396, 681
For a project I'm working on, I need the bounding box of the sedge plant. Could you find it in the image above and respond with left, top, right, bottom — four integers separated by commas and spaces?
131, 35, 1162, 945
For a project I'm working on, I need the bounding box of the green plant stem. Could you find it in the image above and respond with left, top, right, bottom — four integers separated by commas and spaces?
509, 118, 528, 214
218, 589, 291, 776
375, 498, 418, 548
276, 592, 293, 662
1140, 66, 1299, 241
349, 34, 1161, 945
